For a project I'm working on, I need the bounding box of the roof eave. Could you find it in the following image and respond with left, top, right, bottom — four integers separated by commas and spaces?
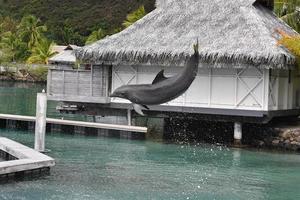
75, 49, 296, 69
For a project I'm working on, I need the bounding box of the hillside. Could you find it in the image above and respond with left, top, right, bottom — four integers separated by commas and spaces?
0, 0, 298, 46
0, 0, 155, 45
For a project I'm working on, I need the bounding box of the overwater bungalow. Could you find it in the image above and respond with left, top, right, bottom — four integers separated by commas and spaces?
47, 0, 300, 140
47, 44, 110, 103
49, 45, 79, 69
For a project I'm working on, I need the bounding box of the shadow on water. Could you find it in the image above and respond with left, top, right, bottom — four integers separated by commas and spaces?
0, 169, 51, 185
163, 117, 300, 154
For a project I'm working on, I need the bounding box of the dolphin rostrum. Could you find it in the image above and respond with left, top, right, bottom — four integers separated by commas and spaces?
110, 43, 200, 116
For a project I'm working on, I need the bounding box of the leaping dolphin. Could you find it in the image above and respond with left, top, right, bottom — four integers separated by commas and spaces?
110, 43, 200, 115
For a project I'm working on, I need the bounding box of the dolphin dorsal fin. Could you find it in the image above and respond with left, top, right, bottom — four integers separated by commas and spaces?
152, 70, 167, 84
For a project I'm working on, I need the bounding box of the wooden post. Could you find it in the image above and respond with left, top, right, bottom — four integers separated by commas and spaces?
90, 64, 93, 96
234, 122, 242, 145
62, 70, 65, 95
127, 109, 132, 126
34, 91, 47, 152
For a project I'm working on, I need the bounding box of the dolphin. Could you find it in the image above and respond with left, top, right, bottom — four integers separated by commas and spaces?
110, 43, 200, 116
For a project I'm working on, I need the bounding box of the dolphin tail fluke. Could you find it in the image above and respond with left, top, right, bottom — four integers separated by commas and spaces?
133, 104, 146, 116
193, 39, 199, 54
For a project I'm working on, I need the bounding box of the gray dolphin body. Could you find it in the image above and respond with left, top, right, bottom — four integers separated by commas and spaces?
110, 45, 200, 115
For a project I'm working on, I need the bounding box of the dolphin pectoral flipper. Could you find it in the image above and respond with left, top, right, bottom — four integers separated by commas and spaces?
142, 105, 149, 110
133, 104, 146, 116
152, 70, 167, 84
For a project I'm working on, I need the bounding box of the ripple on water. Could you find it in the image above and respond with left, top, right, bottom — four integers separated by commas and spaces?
0, 130, 299, 200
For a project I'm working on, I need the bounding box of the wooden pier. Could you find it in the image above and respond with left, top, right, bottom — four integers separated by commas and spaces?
0, 137, 55, 175
0, 114, 148, 133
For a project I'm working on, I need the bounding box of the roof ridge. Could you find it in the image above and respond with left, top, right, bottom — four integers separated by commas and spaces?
244, 4, 297, 56
240, 5, 277, 46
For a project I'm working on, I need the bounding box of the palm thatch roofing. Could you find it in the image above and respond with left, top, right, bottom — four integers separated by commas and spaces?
49, 45, 79, 64
75, 0, 299, 69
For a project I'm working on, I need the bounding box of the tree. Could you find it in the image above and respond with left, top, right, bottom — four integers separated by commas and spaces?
281, 11, 300, 33
0, 16, 18, 36
275, 0, 299, 16
275, 0, 300, 33
0, 31, 29, 62
85, 28, 107, 45
122, 5, 146, 28
27, 38, 56, 64
277, 30, 300, 57
60, 25, 85, 45
277, 29, 300, 69
18, 15, 47, 49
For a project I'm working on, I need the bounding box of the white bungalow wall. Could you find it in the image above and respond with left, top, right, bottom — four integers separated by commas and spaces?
111, 64, 300, 111
269, 68, 300, 111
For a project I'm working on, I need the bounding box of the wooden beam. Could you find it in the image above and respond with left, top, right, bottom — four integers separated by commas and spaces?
0, 114, 147, 133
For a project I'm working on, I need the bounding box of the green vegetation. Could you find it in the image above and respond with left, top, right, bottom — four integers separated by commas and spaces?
27, 65, 48, 82
27, 38, 56, 65
277, 30, 300, 56
0, 15, 54, 81
0, 0, 155, 64
275, 0, 300, 32
85, 5, 148, 45
0, 0, 154, 81
18, 15, 47, 49
0, 0, 155, 46
275, 0, 300, 67
0, 31, 28, 62
85, 28, 107, 45
0, 15, 51, 64
123, 6, 146, 28
277, 31, 300, 68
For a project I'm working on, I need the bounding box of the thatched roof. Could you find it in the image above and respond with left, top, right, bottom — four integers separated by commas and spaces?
75, 0, 299, 69
51, 45, 68, 54
49, 45, 79, 64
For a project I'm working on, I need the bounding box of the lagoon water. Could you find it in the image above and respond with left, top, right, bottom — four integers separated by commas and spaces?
0, 81, 86, 120
0, 130, 300, 200
0, 81, 300, 200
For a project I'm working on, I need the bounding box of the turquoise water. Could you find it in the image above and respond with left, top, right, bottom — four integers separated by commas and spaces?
0, 81, 300, 199
0, 130, 300, 200
0, 81, 44, 116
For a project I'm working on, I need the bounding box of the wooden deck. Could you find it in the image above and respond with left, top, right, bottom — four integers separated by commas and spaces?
0, 137, 55, 175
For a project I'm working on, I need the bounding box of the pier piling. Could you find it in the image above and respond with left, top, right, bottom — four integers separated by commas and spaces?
234, 122, 242, 145
127, 109, 132, 126
34, 92, 47, 152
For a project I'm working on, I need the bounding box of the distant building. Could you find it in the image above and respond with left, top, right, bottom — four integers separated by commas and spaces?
49, 45, 78, 68
47, 44, 110, 103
